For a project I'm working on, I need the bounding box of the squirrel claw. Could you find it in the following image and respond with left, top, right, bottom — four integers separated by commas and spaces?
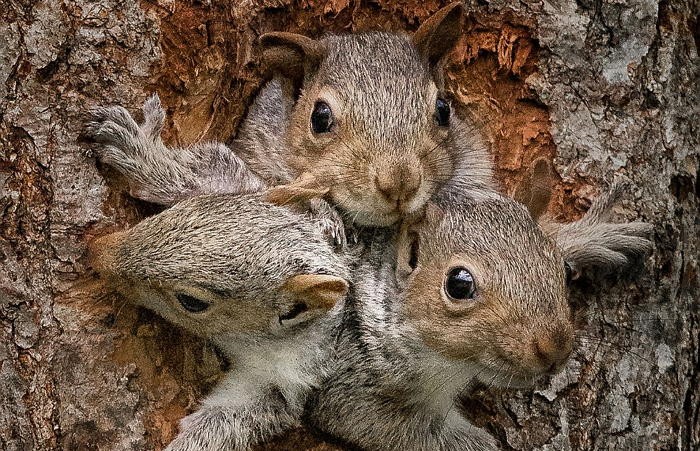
308, 198, 347, 251
320, 217, 347, 251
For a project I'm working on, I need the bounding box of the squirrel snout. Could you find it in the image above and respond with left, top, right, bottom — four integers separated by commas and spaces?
531, 328, 574, 374
373, 164, 422, 211
88, 231, 124, 276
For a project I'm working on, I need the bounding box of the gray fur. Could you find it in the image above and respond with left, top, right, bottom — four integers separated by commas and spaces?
86, 94, 266, 205
85, 93, 348, 246
540, 182, 653, 279
277, 31, 495, 226
91, 186, 652, 450
82, 11, 655, 450
92, 194, 351, 450
307, 187, 652, 450
233, 77, 297, 185
307, 196, 568, 451
86, 30, 495, 228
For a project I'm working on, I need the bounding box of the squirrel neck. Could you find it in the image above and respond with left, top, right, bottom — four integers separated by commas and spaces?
345, 230, 480, 418
204, 325, 331, 413
213, 320, 331, 381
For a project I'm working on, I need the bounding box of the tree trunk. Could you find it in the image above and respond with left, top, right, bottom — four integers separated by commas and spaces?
0, 0, 697, 449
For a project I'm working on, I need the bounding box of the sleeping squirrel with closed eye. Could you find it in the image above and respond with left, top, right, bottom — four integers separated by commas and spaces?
84, 3, 492, 243
89, 193, 353, 451
305, 179, 652, 451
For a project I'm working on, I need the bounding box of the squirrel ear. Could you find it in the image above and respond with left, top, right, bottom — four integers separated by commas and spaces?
395, 225, 420, 287
412, 2, 464, 67
394, 203, 442, 286
263, 172, 329, 206
281, 274, 349, 311
259, 32, 325, 88
514, 157, 555, 221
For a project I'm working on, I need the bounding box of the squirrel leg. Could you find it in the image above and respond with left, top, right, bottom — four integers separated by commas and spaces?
85, 94, 265, 205
438, 411, 499, 451
309, 382, 498, 451
540, 181, 653, 279
165, 389, 299, 451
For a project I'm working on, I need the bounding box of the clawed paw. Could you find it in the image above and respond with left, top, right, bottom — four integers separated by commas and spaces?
308, 198, 348, 250
84, 94, 166, 163
319, 215, 347, 250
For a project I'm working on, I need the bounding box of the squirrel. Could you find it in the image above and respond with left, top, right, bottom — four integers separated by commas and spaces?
89, 193, 352, 450
88, 169, 651, 450
81, 2, 655, 447
304, 183, 653, 451
85, 3, 494, 235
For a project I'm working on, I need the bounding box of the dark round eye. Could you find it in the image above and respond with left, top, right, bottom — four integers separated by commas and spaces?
176, 293, 209, 313
311, 101, 333, 134
434, 98, 450, 127
564, 261, 573, 283
444, 267, 476, 300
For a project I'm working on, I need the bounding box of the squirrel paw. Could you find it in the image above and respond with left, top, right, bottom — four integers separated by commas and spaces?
84, 94, 166, 166
548, 180, 654, 280
309, 199, 347, 250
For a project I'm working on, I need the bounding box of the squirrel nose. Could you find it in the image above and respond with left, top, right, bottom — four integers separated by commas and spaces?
88, 231, 124, 276
374, 165, 422, 210
532, 328, 573, 374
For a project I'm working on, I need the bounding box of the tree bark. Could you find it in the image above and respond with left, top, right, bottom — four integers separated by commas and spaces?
0, 0, 697, 449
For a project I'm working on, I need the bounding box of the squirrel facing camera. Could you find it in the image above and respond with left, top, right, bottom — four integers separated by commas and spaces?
397, 198, 575, 387
306, 195, 574, 451
88, 194, 349, 338
86, 3, 492, 231
258, 2, 492, 226
307, 189, 652, 451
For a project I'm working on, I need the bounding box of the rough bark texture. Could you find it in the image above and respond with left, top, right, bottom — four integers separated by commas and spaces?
0, 0, 697, 449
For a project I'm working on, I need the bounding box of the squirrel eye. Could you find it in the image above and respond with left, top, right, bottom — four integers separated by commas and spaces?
176, 293, 209, 313
311, 101, 333, 134
444, 267, 476, 301
434, 98, 450, 127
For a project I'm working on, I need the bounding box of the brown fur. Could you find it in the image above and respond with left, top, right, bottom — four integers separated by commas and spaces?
398, 198, 574, 385
252, 2, 493, 227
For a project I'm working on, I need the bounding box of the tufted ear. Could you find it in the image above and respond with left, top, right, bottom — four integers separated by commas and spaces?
259, 32, 326, 91
514, 157, 555, 221
412, 2, 464, 67
263, 172, 329, 206
281, 274, 349, 311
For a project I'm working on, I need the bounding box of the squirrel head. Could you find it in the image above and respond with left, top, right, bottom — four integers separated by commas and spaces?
89, 195, 349, 341
395, 196, 574, 388
260, 3, 473, 226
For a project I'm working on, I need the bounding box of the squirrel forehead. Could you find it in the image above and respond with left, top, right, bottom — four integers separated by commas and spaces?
319, 33, 435, 97
420, 201, 562, 268
323, 33, 428, 74
112, 195, 342, 286
411, 201, 567, 305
